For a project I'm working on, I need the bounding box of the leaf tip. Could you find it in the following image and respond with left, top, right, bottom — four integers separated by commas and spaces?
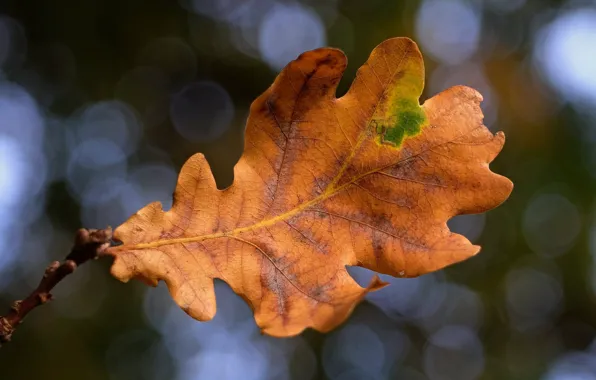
367, 274, 389, 292
375, 36, 421, 54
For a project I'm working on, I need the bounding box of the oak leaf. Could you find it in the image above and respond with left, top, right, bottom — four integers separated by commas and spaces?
105, 37, 513, 337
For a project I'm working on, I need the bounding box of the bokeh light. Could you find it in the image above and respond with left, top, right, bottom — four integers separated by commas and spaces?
120, 163, 178, 212
170, 81, 234, 142
66, 138, 127, 201
447, 214, 486, 243
534, 9, 596, 107
322, 323, 385, 379
423, 325, 484, 380
0, 82, 44, 148
258, 3, 326, 71
0, 79, 47, 288
415, 0, 481, 65
74, 100, 142, 156
543, 352, 596, 380
144, 280, 311, 380
419, 283, 484, 333
505, 266, 564, 332
523, 193, 581, 257
0, 137, 29, 208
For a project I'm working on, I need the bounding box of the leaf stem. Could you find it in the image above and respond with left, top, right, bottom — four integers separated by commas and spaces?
0, 227, 113, 346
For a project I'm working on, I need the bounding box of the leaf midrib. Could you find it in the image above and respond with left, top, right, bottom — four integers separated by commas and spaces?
116, 153, 374, 251
113, 124, 478, 253
115, 44, 414, 252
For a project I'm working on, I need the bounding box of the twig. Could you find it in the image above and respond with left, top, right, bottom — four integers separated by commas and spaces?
0, 227, 113, 346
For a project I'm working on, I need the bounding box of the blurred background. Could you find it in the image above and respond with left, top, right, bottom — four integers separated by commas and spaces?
0, 0, 595, 379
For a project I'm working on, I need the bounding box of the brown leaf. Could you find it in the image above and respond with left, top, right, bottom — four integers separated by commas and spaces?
105, 37, 513, 337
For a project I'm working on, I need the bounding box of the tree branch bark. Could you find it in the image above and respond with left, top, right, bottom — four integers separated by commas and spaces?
0, 227, 112, 346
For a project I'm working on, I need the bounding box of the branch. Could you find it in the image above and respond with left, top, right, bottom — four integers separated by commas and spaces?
0, 227, 112, 346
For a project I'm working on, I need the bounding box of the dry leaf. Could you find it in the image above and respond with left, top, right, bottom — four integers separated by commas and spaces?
105, 37, 513, 337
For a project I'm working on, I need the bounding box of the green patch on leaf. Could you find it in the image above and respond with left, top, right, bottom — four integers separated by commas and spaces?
377, 98, 427, 147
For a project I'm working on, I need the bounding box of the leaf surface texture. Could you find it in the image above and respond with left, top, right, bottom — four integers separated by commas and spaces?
106, 38, 513, 337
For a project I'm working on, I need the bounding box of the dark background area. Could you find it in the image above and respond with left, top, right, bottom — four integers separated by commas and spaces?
1, 0, 596, 379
